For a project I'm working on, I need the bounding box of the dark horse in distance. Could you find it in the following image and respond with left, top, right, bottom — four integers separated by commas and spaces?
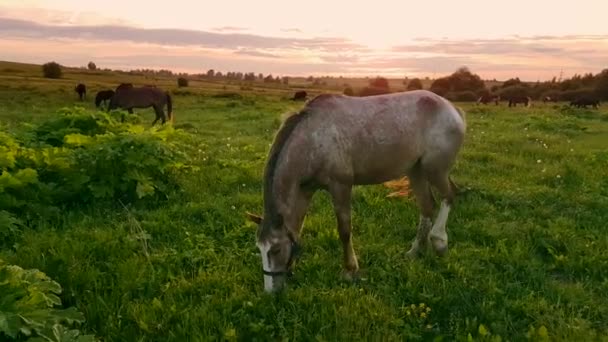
75, 83, 86, 101
95, 90, 115, 109
108, 85, 173, 125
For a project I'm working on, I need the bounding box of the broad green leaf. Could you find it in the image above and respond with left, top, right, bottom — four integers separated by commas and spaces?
136, 182, 155, 198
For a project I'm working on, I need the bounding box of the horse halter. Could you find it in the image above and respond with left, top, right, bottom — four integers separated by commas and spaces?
262, 237, 301, 278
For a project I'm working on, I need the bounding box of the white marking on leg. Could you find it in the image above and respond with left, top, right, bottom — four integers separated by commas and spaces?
430, 200, 450, 243
257, 241, 273, 292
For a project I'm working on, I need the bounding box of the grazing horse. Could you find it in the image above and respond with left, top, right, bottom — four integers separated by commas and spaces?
570, 97, 600, 109
542, 96, 558, 104
108, 86, 173, 125
506, 96, 531, 107
246, 90, 466, 292
477, 94, 500, 105
95, 90, 115, 108
292, 91, 308, 101
75, 83, 86, 101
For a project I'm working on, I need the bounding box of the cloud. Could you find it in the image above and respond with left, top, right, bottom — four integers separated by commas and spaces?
281, 28, 303, 33
234, 49, 282, 58
211, 26, 249, 32
0, 17, 364, 52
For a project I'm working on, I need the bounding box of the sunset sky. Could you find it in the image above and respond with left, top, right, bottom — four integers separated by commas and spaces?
1, 0, 607, 80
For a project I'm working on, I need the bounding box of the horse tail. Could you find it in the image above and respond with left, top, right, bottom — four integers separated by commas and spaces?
166, 92, 173, 122
454, 105, 466, 127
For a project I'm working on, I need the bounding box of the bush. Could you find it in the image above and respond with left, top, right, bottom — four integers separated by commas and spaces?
0, 108, 192, 222
358, 86, 391, 97
559, 88, 596, 102
42, 62, 62, 79
0, 259, 97, 341
177, 77, 189, 87
370, 77, 390, 90
406, 78, 423, 90
87, 61, 96, 70
498, 85, 531, 99
343, 87, 354, 96
445, 90, 479, 102
430, 67, 485, 96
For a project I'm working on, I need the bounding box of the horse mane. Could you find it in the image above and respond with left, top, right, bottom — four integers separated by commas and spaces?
262, 109, 311, 224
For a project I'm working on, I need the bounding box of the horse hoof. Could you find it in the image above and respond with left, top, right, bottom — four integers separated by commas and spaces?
431, 238, 448, 257
406, 246, 422, 259
342, 270, 360, 282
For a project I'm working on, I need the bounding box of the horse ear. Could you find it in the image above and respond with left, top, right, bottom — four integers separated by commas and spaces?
245, 212, 263, 225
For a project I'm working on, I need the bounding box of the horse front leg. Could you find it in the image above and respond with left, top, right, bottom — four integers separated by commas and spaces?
329, 183, 359, 280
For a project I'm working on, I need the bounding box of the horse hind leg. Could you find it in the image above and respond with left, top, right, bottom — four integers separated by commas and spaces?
406, 163, 435, 258
153, 105, 166, 125
426, 170, 456, 257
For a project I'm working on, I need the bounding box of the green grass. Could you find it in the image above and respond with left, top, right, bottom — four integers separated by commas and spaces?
1, 64, 608, 341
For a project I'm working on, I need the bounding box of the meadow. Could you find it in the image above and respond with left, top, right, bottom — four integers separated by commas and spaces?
1, 62, 607, 341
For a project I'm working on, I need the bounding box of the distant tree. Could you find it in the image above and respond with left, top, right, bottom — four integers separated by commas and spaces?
216, 71, 223, 78
406, 78, 423, 90
498, 85, 531, 99
307, 76, 314, 82
429, 77, 451, 96
370, 77, 389, 90
206, 69, 215, 78
594, 69, 608, 100
282, 76, 289, 85
258, 73, 264, 80
430, 67, 486, 96
263, 74, 274, 83
177, 77, 189, 87
244, 72, 256, 81
343, 86, 354, 96
87, 61, 97, 70
42, 61, 62, 79
502, 77, 523, 88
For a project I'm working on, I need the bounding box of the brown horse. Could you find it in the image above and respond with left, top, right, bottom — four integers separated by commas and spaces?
292, 91, 308, 101
108, 85, 173, 125
476, 94, 500, 105
506, 96, 531, 107
75, 83, 86, 101
95, 90, 115, 108
246, 90, 466, 292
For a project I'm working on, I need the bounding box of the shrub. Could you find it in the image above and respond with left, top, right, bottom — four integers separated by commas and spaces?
445, 90, 479, 102
0, 108, 192, 222
430, 67, 486, 96
343, 87, 354, 96
42, 62, 62, 79
370, 77, 390, 90
406, 78, 423, 90
559, 88, 596, 102
0, 259, 97, 341
358, 86, 391, 97
87, 61, 97, 70
177, 77, 189, 87
498, 85, 531, 99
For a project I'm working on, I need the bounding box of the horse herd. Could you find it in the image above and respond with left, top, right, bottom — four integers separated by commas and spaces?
70, 82, 597, 293
74, 83, 173, 124
476, 94, 601, 108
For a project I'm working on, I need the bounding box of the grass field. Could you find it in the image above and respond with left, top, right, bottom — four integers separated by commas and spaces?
1, 62, 607, 341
